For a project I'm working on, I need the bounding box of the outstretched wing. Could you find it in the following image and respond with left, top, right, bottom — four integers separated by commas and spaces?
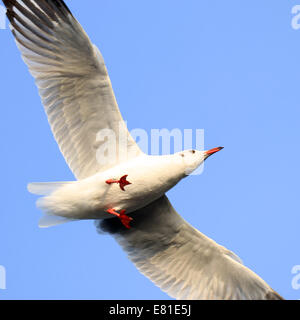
3, 0, 142, 179
97, 196, 283, 300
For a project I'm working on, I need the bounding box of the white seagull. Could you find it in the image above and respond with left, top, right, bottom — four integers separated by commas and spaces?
3, 0, 283, 300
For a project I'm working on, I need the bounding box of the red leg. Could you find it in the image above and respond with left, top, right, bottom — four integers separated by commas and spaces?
107, 208, 133, 229
106, 175, 132, 191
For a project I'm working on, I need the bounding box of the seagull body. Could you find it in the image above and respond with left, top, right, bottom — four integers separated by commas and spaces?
2, 0, 283, 300
30, 151, 207, 227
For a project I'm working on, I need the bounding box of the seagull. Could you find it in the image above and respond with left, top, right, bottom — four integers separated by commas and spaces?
2, 0, 283, 300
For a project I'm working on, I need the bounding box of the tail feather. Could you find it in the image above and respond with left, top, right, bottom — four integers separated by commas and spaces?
28, 181, 78, 228
39, 214, 77, 228
27, 182, 74, 196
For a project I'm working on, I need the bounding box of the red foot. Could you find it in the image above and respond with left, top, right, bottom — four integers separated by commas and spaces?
107, 208, 133, 229
106, 175, 132, 191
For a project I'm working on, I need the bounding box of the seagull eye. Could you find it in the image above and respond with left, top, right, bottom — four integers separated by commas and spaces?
191, 150, 196, 154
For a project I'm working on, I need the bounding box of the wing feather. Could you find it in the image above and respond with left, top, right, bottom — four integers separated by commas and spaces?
3, 0, 142, 179
97, 196, 283, 300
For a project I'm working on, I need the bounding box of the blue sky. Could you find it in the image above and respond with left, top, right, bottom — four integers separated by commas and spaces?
0, 0, 300, 299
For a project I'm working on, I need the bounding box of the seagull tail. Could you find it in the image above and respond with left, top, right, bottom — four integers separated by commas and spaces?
28, 181, 78, 228
27, 181, 73, 196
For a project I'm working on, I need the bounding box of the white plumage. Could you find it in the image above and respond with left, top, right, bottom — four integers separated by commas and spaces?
3, 0, 283, 300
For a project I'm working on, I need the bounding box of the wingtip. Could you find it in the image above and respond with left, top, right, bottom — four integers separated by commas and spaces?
2, 0, 11, 10
2, 0, 74, 25
265, 290, 285, 300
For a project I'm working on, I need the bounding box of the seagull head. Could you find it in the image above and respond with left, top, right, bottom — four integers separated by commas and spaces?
179, 147, 224, 175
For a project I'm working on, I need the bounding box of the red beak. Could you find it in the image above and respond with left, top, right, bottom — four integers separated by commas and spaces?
205, 147, 224, 156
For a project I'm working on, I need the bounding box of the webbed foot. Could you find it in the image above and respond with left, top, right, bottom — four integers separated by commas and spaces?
106, 175, 132, 191
107, 208, 133, 229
